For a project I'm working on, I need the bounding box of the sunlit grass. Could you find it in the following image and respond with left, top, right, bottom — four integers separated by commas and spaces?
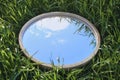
0, 0, 120, 79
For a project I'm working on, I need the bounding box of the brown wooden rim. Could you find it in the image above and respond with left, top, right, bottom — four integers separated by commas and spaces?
19, 12, 101, 69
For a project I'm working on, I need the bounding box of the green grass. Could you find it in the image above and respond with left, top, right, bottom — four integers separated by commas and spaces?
0, 0, 120, 80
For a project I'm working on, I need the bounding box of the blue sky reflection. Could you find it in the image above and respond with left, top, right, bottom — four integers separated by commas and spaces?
22, 17, 96, 65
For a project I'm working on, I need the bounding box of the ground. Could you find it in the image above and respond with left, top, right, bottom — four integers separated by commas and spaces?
0, 0, 120, 80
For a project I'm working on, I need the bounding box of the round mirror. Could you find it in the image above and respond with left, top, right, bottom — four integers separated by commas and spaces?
19, 12, 100, 69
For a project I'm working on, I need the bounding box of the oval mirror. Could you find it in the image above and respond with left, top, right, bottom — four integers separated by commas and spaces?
19, 12, 100, 69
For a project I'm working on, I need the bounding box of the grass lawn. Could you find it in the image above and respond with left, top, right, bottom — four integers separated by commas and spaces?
0, 0, 120, 80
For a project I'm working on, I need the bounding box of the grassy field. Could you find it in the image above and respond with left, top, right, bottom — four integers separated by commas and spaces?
0, 0, 120, 80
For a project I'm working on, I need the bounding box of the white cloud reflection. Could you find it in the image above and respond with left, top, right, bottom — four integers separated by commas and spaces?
28, 27, 39, 36
45, 31, 52, 38
52, 39, 66, 45
57, 39, 66, 44
35, 17, 70, 31
28, 17, 70, 39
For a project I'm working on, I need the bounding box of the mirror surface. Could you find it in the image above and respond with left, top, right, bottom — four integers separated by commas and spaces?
22, 16, 96, 66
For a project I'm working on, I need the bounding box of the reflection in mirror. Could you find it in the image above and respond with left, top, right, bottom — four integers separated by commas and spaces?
22, 16, 96, 66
